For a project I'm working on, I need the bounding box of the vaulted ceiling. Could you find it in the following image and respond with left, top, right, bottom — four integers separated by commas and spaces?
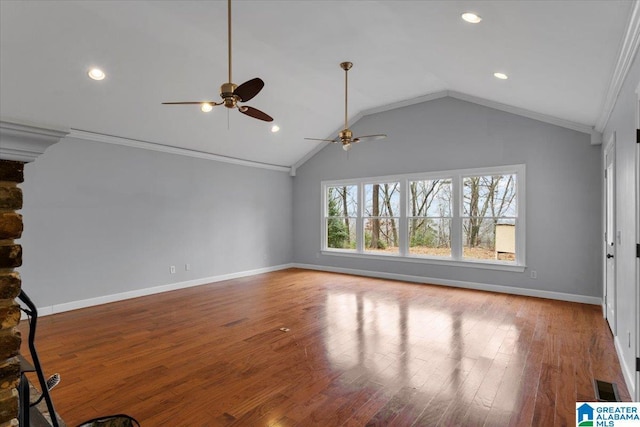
0, 1, 636, 168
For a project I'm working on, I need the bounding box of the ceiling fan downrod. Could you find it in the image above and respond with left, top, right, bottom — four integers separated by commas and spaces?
304, 60, 386, 149
220, 0, 237, 109
161, 0, 273, 122
339, 61, 354, 150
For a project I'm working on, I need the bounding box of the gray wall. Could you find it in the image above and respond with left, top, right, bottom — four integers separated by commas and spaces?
602, 49, 639, 397
293, 97, 602, 297
21, 137, 293, 306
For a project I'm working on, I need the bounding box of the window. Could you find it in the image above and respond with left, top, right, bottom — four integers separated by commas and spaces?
408, 178, 452, 257
325, 185, 357, 250
322, 165, 525, 271
462, 174, 517, 261
364, 182, 400, 254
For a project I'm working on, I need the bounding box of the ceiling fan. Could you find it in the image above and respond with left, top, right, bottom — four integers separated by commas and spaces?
306, 61, 386, 151
162, 0, 273, 122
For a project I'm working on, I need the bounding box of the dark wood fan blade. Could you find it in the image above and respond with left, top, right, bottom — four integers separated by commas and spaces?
162, 101, 220, 105
239, 105, 273, 122
234, 78, 264, 102
353, 134, 387, 143
304, 137, 338, 143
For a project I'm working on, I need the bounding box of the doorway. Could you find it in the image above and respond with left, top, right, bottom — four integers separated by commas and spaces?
604, 134, 616, 335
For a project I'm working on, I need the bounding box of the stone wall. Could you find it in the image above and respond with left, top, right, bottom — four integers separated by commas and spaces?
0, 160, 24, 426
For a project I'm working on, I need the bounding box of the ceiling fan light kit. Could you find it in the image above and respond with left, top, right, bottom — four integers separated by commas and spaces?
305, 61, 386, 151
162, 0, 273, 122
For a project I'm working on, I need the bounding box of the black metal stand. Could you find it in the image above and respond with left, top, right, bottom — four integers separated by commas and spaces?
18, 371, 30, 426
18, 290, 60, 427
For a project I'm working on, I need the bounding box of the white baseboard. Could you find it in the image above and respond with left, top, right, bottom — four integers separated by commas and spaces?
25, 262, 601, 319
27, 264, 295, 318
293, 263, 602, 305
614, 335, 637, 400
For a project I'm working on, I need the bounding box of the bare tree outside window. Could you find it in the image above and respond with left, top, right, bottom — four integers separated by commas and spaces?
408, 179, 452, 257
326, 185, 357, 250
462, 174, 517, 261
364, 182, 400, 253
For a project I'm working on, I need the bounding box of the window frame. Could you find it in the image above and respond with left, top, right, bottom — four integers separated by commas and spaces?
321, 164, 526, 272
461, 172, 519, 262
363, 180, 401, 255
407, 177, 453, 259
325, 185, 358, 251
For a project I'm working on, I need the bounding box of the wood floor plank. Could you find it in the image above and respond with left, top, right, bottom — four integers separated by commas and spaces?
18, 268, 631, 426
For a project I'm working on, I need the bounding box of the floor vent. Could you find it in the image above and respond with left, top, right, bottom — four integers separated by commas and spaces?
593, 379, 621, 402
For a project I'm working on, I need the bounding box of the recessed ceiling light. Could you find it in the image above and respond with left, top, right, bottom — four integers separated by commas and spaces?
494, 72, 508, 80
201, 103, 213, 112
271, 125, 280, 133
461, 12, 482, 24
87, 68, 105, 81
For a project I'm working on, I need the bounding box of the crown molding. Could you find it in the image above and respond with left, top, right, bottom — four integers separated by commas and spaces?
359, 91, 450, 117
447, 91, 601, 144
68, 129, 291, 173
0, 120, 69, 162
595, 0, 640, 132
292, 88, 602, 171
358, 89, 597, 140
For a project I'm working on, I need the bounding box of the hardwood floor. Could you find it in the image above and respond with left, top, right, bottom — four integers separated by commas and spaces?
19, 268, 630, 426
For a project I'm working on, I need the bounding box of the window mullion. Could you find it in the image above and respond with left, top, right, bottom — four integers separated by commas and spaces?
451, 175, 463, 260
399, 179, 408, 256
357, 182, 364, 252
322, 184, 327, 251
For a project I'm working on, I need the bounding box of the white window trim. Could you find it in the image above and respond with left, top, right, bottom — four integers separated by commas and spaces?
322, 164, 526, 272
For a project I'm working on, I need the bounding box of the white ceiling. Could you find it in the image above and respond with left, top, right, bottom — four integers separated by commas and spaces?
0, 1, 635, 168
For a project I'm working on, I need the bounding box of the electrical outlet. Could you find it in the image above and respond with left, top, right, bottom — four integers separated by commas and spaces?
185, 263, 191, 271
170, 265, 176, 274
530, 270, 537, 279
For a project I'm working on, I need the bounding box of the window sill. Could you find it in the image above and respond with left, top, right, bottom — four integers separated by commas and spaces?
320, 250, 526, 272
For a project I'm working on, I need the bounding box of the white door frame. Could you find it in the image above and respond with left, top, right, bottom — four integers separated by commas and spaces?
635, 82, 639, 402
603, 134, 616, 334
635, 132, 639, 402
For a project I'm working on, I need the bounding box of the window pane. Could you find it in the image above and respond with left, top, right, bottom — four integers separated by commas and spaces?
327, 185, 357, 217
327, 217, 356, 249
364, 218, 399, 254
463, 174, 517, 218
463, 219, 516, 262
364, 182, 400, 217
409, 179, 452, 217
409, 218, 451, 257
